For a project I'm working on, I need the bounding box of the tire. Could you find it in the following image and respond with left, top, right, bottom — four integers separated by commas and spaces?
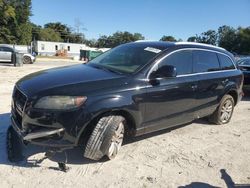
6, 126, 24, 162
84, 115, 125, 161
23, 56, 32, 64
208, 94, 235, 125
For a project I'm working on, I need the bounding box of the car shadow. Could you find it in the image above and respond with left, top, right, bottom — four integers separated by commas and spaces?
0, 112, 194, 170
242, 95, 250, 101
179, 169, 250, 188
0, 62, 14, 67
0, 112, 100, 170
0, 112, 232, 170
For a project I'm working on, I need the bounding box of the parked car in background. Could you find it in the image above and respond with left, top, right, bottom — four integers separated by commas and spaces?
237, 57, 250, 86
10, 41, 243, 161
0, 45, 35, 64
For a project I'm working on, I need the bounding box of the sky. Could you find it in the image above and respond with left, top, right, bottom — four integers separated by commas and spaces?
30, 0, 250, 41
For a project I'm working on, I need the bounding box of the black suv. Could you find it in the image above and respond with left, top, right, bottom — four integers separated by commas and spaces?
10, 41, 243, 160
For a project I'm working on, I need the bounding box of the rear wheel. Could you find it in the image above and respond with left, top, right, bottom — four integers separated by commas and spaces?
209, 94, 234, 125
23, 56, 32, 64
83, 115, 125, 160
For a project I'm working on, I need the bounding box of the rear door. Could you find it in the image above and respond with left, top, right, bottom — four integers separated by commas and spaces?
193, 50, 227, 118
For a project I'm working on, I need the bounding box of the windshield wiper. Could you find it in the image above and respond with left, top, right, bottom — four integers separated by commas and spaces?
90, 64, 123, 75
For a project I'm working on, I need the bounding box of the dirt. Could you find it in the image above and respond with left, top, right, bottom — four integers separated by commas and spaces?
0, 61, 250, 188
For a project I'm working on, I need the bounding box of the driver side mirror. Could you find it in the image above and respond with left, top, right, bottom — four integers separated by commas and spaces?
150, 65, 177, 79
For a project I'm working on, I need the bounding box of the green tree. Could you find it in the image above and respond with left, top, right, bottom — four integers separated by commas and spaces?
0, 0, 16, 43
217, 25, 238, 53
237, 27, 250, 55
44, 22, 86, 43
31, 23, 42, 41
160, 35, 177, 42
44, 22, 71, 42
96, 31, 145, 48
13, 0, 32, 24
0, 0, 33, 44
133, 33, 145, 40
11, 0, 32, 44
17, 22, 32, 44
68, 33, 86, 43
187, 36, 197, 42
196, 30, 218, 45
38, 28, 62, 42
85, 39, 97, 47
96, 35, 109, 48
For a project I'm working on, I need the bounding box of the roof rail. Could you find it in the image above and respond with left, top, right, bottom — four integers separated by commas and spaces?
175, 42, 225, 51
134, 40, 158, 43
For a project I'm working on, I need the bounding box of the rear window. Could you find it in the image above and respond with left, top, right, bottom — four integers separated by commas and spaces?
218, 54, 235, 70
193, 50, 220, 73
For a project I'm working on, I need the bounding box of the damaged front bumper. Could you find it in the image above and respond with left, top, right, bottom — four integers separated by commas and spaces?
11, 116, 75, 149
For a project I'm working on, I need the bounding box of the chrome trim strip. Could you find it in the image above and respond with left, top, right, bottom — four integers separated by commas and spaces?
176, 69, 236, 78
175, 42, 226, 51
23, 128, 65, 141
147, 48, 237, 79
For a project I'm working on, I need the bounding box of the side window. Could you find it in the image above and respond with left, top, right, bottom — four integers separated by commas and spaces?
218, 54, 235, 70
1, 47, 13, 52
159, 50, 193, 75
193, 50, 220, 73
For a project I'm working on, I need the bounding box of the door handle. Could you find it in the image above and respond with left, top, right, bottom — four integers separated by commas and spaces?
222, 79, 229, 85
191, 84, 198, 90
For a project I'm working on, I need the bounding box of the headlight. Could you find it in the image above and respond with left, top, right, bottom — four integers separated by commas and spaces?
34, 96, 87, 110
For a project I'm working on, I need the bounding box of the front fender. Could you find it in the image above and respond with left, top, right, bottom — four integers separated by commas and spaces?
75, 94, 143, 144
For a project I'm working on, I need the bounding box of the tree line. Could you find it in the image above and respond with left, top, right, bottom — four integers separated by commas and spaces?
0, 0, 250, 55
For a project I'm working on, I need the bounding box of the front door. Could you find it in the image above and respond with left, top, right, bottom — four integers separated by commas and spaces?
143, 49, 198, 133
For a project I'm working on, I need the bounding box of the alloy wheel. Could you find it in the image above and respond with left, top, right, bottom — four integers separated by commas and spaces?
220, 99, 233, 123
107, 122, 124, 159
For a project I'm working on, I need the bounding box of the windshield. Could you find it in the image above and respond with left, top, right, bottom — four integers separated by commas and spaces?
88, 44, 163, 74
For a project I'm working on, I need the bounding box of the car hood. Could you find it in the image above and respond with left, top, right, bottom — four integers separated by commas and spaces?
16, 64, 126, 97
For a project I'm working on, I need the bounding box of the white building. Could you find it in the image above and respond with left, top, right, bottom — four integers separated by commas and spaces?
33, 40, 109, 57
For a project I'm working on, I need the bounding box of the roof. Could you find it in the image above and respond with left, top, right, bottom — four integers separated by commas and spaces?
132, 40, 230, 56
135, 40, 225, 50
130, 40, 175, 50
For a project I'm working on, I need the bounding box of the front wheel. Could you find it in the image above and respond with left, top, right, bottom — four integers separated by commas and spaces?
23, 56, 32, 64
83, 115, 125, 160
208, 94, 235, 125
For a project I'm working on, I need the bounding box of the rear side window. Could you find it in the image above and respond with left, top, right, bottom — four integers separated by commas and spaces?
218, 54, 235, 70
193, 50, 220, 73
159, 50, 193, 75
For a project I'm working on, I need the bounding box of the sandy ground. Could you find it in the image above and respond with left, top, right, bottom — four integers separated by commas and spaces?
0, 61, 250, 188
